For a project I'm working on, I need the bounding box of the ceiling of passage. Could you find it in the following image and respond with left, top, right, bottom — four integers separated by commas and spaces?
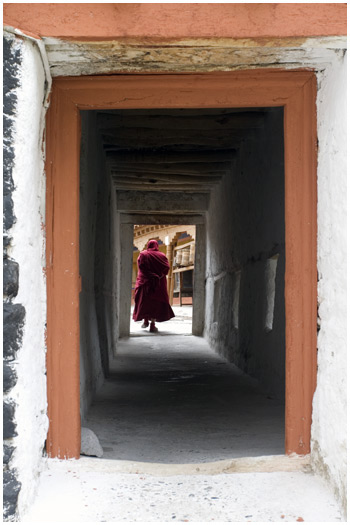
96, 108, 267, 193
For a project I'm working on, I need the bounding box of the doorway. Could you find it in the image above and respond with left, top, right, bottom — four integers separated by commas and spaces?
130, 226, 197, 336
78, 104, 286, 460
46, 71, 317, 459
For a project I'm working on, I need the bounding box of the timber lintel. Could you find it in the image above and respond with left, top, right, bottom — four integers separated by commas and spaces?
120, 213, 205, 225
116, 190, 210, 213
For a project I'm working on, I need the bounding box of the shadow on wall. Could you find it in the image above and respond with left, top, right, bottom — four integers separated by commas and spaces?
205, 108, 285, 400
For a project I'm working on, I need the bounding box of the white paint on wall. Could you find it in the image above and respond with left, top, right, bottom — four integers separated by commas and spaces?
233, 271, 241, 330
312, 52, 347, 514
118, 223, 134, 338
205, 109, 286, 398
8, 38, 49, 517
264, 255, 279, 332
79, 112, 105, 422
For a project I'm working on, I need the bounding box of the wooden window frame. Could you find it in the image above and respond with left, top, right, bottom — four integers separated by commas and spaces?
45, 71, 317, 458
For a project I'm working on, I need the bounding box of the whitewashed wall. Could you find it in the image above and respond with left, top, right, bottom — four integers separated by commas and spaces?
312, 53, 347, 513
79, 111, 120, 419
79, 112, 105, 421
8, 38, 48, 517
204, 109, 286, 399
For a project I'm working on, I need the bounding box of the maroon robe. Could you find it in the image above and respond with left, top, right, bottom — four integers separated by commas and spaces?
133, 240, 175, 323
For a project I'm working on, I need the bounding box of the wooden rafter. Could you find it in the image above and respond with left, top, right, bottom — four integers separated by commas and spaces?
97, 111, 265, 130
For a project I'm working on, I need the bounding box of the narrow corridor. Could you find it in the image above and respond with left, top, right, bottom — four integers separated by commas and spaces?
83, 308, 284, 463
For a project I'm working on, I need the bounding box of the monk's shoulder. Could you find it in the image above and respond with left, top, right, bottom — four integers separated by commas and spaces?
158, 252, 169, 263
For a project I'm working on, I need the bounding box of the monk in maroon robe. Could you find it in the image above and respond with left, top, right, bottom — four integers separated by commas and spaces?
133, 239, 175, 332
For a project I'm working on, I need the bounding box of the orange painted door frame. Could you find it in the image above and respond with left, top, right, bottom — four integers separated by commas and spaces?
45, 71, 317, 459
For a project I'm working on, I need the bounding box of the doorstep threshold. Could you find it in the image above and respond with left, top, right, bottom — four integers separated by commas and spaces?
47, 454, 311, 476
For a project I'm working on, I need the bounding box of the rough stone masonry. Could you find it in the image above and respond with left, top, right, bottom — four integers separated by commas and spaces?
3, 33, 25, 522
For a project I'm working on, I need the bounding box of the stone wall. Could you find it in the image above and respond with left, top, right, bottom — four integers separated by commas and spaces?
205, 109, 285, 399
3, 32, 48, 521
3, 33, 25, 522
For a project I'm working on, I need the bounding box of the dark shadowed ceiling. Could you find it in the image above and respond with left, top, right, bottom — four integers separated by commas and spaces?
95, 108, 268, 193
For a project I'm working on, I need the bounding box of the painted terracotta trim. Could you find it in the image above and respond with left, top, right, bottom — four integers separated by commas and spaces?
45, 71, 317, 458
46, 86, 81, 458
283, 76, 318, 454
4, 3, 346, 40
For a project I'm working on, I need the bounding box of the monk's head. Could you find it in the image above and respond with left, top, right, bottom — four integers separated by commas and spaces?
147, 239, 159, 251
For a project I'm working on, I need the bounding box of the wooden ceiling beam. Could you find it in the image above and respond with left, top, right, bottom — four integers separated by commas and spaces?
101, 128, 249, 141
108, 161, 231, 174
102, 135, 241, 148
97, 112, 265, 130
104, 149, 237, 163
120, 213, 205, 225
117, 190, 209, 213
113, 183, 212, 192
103, 143, 241, 152
110, 171, 224, 181
111, 174, 221, 184
113, 186, 216, 192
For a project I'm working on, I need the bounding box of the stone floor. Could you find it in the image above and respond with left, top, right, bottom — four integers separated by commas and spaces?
21, 307, 345, 522
83, 307, 285, 462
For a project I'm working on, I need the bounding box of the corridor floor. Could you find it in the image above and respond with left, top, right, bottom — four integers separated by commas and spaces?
84, 307, 285, 463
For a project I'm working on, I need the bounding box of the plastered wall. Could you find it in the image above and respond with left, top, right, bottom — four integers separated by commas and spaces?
79, 112, 104, 421
312, 54, 347, 514
94, 152, 120, 365
79, 112, 120, 421
205, 109, 285, 399
4, 35, 48, 518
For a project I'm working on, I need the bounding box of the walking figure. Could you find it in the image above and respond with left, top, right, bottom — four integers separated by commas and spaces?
133, 239, 175, 332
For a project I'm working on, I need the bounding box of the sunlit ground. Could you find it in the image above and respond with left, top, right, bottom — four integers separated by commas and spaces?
130, 305, 193, 336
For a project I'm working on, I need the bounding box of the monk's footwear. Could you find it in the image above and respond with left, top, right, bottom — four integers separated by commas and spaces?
149, 322, 158, 333
141, 320, 149, 328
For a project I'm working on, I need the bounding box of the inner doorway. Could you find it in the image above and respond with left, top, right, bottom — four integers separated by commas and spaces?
79, 104, 286, 461
131, 226, 197, 336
